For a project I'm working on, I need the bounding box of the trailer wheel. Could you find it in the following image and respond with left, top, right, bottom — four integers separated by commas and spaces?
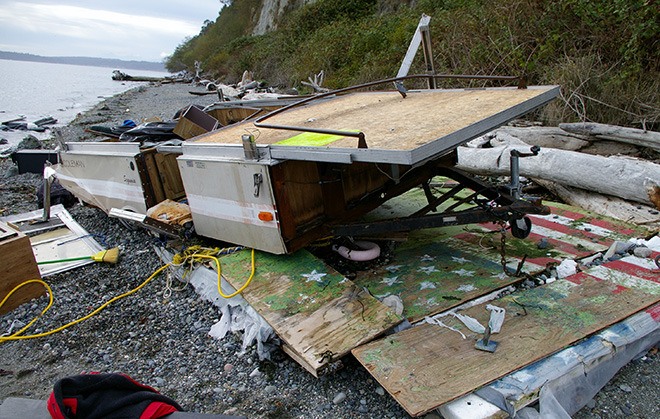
510, 216, 532, 239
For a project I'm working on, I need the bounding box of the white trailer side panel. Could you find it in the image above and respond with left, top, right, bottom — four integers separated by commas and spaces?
56, 142, 148, 213
178, 156, 286, 254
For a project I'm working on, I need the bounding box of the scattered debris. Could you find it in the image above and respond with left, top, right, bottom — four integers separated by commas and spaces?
0, 204, 105, 278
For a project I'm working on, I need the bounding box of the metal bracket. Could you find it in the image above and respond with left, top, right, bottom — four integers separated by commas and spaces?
242, 134, 259, 160
254, 173, 263, 197
507, 146, 540, 200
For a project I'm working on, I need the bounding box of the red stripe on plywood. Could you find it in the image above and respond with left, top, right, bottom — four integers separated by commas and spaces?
546, 206, 637, 235
646, 303, 660, 322
565, 272, 599, 285
604, 260, 660, 284
564, 272, 628, 293
478, 222, 596, 259
531, 216, 611, 243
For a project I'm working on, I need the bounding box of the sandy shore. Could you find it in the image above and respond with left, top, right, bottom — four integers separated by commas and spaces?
0, 82, 658, 418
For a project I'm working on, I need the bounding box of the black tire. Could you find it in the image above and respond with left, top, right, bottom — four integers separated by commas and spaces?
510, 216, 533, 239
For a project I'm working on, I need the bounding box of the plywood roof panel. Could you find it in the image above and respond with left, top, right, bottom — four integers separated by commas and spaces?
192, 86, 558, 165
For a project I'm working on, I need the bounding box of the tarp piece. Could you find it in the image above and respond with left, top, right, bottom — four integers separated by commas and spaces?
153, 247, 276, 361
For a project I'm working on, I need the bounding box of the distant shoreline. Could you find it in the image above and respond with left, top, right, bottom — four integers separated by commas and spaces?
0, 51, 167, 73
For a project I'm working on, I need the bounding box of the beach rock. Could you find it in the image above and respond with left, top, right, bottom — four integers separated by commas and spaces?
17, 134, 42, 150
619, 383, 633, 393
333, 392, 347, 404
632, 246, 652, 258
537, 237, 549, 249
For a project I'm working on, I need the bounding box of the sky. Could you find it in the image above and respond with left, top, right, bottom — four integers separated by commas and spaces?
0, 0, 223, 62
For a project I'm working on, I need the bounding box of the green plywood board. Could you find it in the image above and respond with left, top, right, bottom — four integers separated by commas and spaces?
353, 276, 660, 417
353, 228, 520, 322
219, 249, 403, 375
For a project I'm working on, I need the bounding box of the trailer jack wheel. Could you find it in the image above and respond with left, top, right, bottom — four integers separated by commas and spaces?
510, 216, 532, 239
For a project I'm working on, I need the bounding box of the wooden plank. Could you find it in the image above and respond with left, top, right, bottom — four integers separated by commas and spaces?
154, 153, 186, 200
142, 152, 166, 204
269, 160, 325, 239
219, 249, 403, 375
196, 88, 554, 150
0, 222, 43, 315
352, 276, 660, 417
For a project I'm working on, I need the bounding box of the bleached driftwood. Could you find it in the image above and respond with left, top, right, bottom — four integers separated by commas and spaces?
534, 179, 660, 227
301, 70, 330, 93
480, 128, 639, 156
559, 122, 660, 151
217, 84, 241, 99
491, 126, 591, 151
456, 144, 660, 208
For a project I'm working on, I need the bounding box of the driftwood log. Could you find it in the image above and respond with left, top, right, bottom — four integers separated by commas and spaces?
489, 126, 591, 151
534, 179, 660, 226
559, 122, 660, 151
456, 144, 660, 208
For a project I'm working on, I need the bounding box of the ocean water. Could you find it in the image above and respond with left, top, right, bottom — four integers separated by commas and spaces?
0, 59, 169, 147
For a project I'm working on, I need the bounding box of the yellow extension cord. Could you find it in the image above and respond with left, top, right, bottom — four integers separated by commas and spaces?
0, 248, 255, 342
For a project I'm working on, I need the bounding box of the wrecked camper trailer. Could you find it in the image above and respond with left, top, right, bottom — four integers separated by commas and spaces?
54, 96, 312, 220
56, 141, 185, 215
176, 76, 559, 254
55, 76, 559, 251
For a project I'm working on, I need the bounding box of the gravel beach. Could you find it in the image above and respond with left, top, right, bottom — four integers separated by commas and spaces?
0, 82, 658, 419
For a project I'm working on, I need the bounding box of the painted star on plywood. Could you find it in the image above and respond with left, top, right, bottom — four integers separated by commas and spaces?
420, 281, 437, 290
452, 269, 475, 277
382, 276, 400, 286
418, 266, 440, 275
385, 265, 403, 273
302, 270, 327, 283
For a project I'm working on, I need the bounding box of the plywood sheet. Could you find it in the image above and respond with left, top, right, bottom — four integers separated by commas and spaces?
353, 276, 660, 417
219, 249, 403, 375
0, 222, 42, 315
350, 183, 649, 323
449, 201, 651, 273
353, 229, 519, 322
192, 87, 558, 165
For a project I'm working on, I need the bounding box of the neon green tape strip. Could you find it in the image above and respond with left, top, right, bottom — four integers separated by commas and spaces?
274, 129, 360, 146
